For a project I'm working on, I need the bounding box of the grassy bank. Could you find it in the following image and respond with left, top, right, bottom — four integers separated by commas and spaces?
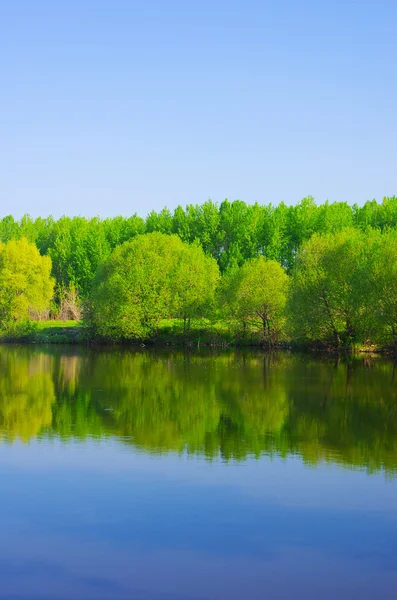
0, 320, 393, 354
34, 321, 83, 344
126, 318, 282, 347
0, 321, 83, 344
0, 319, 274, 347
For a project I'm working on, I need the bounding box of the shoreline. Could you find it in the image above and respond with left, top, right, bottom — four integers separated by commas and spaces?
1, 322, 396, 357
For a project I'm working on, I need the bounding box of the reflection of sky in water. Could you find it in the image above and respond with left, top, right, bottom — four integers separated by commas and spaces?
1, 440, 397, 600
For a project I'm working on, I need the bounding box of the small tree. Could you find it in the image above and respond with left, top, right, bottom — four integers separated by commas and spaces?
0, 238, 54, 330
221, 257, 289, 345
173, 243, 220, 333
57, 283, 82, 320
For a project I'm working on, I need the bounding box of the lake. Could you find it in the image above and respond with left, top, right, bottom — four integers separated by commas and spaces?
0, 345, 396, 599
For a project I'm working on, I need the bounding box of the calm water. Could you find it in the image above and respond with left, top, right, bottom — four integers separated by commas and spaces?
0, 346, 397, 599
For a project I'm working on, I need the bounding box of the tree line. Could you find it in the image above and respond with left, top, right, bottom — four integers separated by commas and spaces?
2, 196, 397, 348
2, 196, 397, 294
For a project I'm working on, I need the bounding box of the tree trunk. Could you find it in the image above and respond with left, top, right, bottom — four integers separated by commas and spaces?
321, 290, 341, 347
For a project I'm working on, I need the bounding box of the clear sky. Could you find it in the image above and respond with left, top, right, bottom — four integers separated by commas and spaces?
1, 0, 396, 218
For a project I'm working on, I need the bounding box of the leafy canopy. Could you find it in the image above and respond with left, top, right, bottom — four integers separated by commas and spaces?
88, 232, 220, 340
221, 256, 289, 344
0, 238, 54, 329
287, 229, 371, 347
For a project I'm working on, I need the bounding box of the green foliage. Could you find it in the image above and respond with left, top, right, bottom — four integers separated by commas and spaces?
363, 230, 397, 347
287, 229, 371, 348
145, 208, 173, 234
88, 233, 221, 341
0, 214, 144, 306
102, 215, 145, 247
221, 257, 289, 344
173, 242, 220, 330
0, 319, 38, 341
87, 233, 186, 340
48, 217, 111, 299
0, 196, 394, 305
0, 238, 54, 330
3, 198, 397, 349
216, 200, 264, 270
155, 318, 236, 346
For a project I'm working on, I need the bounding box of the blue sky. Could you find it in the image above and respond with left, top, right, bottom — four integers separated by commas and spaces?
1, 0, 396, 218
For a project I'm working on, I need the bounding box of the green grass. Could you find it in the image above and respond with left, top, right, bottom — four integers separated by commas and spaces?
35, 320, 81, 330
33, 320, 83, 344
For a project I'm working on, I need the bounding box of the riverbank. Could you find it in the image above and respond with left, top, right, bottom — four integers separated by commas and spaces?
0, 319, 394, 355
0, 319, 277, 347
0, 321, 83, 345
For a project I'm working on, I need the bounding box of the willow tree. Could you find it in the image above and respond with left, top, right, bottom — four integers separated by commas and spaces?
287, 229, 371, 348
221, 256, 289, 345
0, 238, 54, 330
87, 233, 184, 339
87, 232, 219, 340
364, 229, 397, 348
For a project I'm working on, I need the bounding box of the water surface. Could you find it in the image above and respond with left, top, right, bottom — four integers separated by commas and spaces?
0, 346, 396, 599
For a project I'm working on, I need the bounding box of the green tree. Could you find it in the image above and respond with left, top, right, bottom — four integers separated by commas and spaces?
48, 217, 111, 300
145, 208, 173, 234
316, 200, 354, 234
175, 200, 221, 257
287, 197, 320, 263
173, 243, 220, 333
353, 199, 383, 230
102, 214, 145, 248
364, 230, 397, 347
0, 216, 20, 243
221, 256, 289, 344
0, 238, 54, 329
287, 229, 370, 348
88, 233, 187, 340
217, 200, 264, 270
261, 202, 291, 267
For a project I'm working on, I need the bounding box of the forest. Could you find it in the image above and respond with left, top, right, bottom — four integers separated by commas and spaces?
1, 196, 397, 349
